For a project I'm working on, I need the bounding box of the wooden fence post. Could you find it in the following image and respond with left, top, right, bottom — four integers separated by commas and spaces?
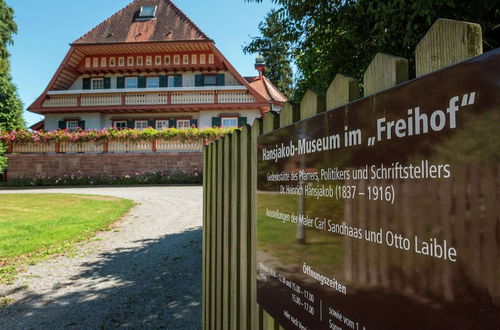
279, 102, 300, 127
300, 89, 326, 120
326, 74, 360, 109
363, 53, 408, 96
216, 138, 224, 330
223, 135, 232, 330
202, 144, 210, 330
416, 18, 482, 77
230, 131, 241, 330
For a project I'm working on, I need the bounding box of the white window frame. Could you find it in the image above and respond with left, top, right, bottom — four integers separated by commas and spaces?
101, 57, 107, 67
203, 75, 216, 86
221, 117, 238, 128
85, 58, 91, 68
183, 55, 189, 65
208, 54, 215, 64
66, 120, 79, 130
127, 56, 134, 66
125, 77, 138, 89
176, 119, 190, 129
135, 120, 148, 130
164, 55, 171, 65
91, 78, 104, 90
137, 56, 143, 66
191, 54, 197, 65
155, 55, 162, 65
146, 56, 152, 66
114, 121, 127, 129
156, 120, 169, 130
200, 54, 206, 64
167, 75, 175, 87
118, 57, 125, 66
146, 76, 160, 88
93, 57, 99, 67
109, 57, 116, 67
173, 55, 180, 65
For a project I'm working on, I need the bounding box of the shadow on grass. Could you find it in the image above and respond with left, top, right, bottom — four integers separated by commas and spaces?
0, 227, 202, 329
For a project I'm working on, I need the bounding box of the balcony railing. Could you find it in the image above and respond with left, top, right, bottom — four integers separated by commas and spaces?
42, 88, 256, 108
9, 139, 204, 154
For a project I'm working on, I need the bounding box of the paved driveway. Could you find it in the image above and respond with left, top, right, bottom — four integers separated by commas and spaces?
0, 186, 203, 329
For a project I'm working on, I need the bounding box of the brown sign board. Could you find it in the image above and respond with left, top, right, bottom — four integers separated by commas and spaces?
256, 49, 500, 330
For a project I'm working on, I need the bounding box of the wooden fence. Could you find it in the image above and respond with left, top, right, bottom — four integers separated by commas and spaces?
203, 18, 487, 329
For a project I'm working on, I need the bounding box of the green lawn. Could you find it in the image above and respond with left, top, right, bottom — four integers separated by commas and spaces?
0, 193, 133, 283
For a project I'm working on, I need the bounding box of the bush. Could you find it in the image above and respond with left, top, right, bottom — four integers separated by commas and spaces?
0, 142, 6, 180
0, 170, 202, 187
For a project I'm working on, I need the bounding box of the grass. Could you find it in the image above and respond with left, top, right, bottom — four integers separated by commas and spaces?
0, 194, 134, 284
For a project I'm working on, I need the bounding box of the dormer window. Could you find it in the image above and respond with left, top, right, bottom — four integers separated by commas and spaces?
137, 6, 156, 20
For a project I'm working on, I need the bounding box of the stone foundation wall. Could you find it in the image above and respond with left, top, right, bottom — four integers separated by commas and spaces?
5, 152, 203, 180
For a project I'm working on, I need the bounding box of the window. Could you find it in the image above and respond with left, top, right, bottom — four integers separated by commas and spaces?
164, 55, 170, 65
221, 117, 238, 128
155, 56, 161, 65
146, 56, 152, 66
114, 121, 127, 129
137, 56, 143, 66
91, 78, 104, 90
125, 77, 138, 88
85, 58, 91, 68
93, 57, 99, 67
200, 54, 206, 64
191, 54, 197, 65
183, 55, 189, 65
176, 119, 190, 129
156, 120, 169, 130
208, 54, 214, 64
137, 5, 156, 20
203, 75, 216, 86
173, 55, 180, 65
146, 77, 159, 88
101, 57, 107, 67
66, 120, 79, 130
135, 120, 148, 130
109, 57, 116, 67
118, 57, 125, 66
167, 75, 175, 87
127, 56, 134, 66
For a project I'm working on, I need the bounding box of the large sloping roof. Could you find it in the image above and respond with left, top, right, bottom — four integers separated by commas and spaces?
244, 76, 287, 105
73, 0, 210, 45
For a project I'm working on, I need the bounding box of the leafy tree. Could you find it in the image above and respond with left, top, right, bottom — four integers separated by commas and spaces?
243, 9, 294, 99
246, 0, 500, 100
0, 0, 24, 131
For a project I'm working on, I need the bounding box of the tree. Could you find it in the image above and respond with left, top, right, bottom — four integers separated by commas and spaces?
246, 0, 500, 101
0, 0, 24, 131
243, 9, 294, 99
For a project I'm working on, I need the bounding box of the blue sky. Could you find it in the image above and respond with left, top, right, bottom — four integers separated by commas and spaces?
6, 0, 275, 127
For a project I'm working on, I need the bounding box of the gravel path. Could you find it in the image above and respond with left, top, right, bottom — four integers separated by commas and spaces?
0, 186, 203, 330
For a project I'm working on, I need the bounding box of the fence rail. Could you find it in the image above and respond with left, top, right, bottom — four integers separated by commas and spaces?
8, 139, 204, 154
202, 18, 490, 330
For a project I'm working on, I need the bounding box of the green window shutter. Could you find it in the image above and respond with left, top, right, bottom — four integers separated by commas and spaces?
82, 78, 91, 90
211, 117, 221, 127
138, 76, 146, 88
78, 120, 86, 130
174, 74, 182, 87
238, 117, 247, 127
103, 77, 111, 89
190, 119, 198, 128
159, 75, 167, 88
127, 120, 135, 129
195, 74, 203, 87
116, 76, 125, 89
169, 119, 176, 128
147, 119, 155, 128
216, 74, 225, 86
58, 120, 66, 129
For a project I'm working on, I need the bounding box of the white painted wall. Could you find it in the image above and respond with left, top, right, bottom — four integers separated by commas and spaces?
198, 110, 261, 128
68, 70, 243, 90
45, 113, 104, 130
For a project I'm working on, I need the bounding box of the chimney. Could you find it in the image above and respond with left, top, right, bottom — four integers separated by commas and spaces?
254, 54, 266, 80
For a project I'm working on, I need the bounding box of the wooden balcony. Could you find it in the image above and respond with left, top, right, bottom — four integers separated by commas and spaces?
42, 87, 256, 108
9, 139, 204, 154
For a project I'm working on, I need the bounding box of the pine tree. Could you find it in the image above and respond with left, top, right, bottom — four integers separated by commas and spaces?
0, 0, 24, 131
